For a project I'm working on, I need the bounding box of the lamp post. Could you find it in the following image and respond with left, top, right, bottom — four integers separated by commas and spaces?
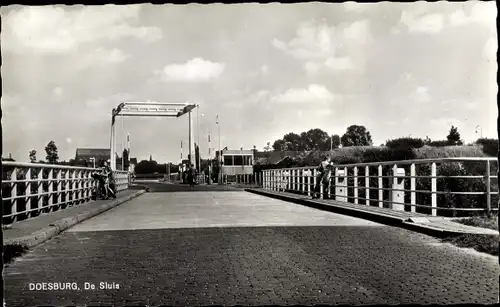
197, 105, 202, 177
217, 115, 222, 184
208, 132, 212, 185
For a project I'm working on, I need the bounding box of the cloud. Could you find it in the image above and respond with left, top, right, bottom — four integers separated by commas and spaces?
344, 2, 370, 13
430, 117, 461, 127
400, 11, 445, 34
397, 2, 496, 36
449, 2, 497, 30
52, 87, 63, 97
273, 19, 371, 61
1, 5, 162, 54
343, 19, 371, 43
270, 84, 335, 105
260, 65, 269, 74
304, 56, 354, 75
159, 58, 225, 82
410, 86, 430, 103
325, 57, 355, 71
484, 37, 498, 59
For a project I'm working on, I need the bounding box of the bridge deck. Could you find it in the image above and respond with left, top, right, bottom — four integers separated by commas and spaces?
4, 185, 499, 306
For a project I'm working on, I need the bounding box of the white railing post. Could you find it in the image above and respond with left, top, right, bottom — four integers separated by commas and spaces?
365, 166, 370, 206
56, 169, 62, 207
64, 169, 69, 208
301, 169, 306, 194
312, 169, 317, 197
319, 169, 324, 199
410, 164, 416, 213
76, 170, 82, 205
10, 168, 18, 220
25, 168, 32, 218
486, 160, 491, 213
71, 170, 77, 205
291, 169, 295, 192
354, 167, 358, 204
48, 169, 54, 211
37, 168, 43, 214
378, 165, 383, 208
431, 162, 437, 216
307, 169, 312, 197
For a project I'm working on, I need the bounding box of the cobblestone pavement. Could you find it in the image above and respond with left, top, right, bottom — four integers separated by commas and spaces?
4, 185, 499, 306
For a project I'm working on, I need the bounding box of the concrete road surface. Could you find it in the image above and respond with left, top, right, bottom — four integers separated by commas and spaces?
4, 184, 499, 306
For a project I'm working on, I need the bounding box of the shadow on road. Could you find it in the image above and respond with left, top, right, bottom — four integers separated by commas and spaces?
132, 182, 243, 193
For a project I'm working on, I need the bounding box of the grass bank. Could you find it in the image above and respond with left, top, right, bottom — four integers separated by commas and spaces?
444, 213, 498, 256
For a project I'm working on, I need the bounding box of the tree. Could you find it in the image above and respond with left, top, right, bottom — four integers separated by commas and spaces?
300, 129, 331, 151
29, 150, 37, 163
447, 125, 463, 146
282, 132, 304, 151
272, 139, 287, 151
264, 142, 271, 152
331, 134, 341, 149
340, 125, 373, 147
45, 141, 59, 164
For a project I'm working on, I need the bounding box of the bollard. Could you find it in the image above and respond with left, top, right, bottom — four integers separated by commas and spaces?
335, 169, 347, 201
390, 166, 405, 211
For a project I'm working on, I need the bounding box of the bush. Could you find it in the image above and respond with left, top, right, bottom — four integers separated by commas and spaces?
415, 145, 487, 159
386, 137, 425, 149
429, 140, 450, 147
361, 147, 416, 163
475, 138, 498, 157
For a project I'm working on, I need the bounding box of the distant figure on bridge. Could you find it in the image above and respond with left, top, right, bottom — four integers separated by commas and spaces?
313, 154, 333, 199
187, 164, 196, 188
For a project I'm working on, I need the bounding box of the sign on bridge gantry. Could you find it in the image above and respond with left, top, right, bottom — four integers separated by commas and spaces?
110, 102, 197, 171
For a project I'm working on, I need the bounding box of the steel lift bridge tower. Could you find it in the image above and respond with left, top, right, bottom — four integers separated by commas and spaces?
109, 102, 197, 171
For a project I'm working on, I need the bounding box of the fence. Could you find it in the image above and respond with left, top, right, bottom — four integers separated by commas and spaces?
259, 157, 498, 217
2, 162, 129, 224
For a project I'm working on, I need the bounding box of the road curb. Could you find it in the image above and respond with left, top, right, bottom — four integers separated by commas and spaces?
245, 188, 496, 239
4, 189, 147, 249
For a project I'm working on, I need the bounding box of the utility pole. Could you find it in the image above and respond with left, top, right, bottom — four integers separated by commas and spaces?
217, 115, 222, 184
208, 133, 212, 185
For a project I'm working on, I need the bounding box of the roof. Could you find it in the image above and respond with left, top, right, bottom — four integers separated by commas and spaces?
76, 148, 110, 158
222, 149, 254, 155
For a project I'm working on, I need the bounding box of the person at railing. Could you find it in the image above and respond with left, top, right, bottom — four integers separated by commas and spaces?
313, 154, 333, 199
102, 160, 117, 197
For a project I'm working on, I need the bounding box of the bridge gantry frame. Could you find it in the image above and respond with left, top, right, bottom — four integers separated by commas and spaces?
110, 102, 197, 171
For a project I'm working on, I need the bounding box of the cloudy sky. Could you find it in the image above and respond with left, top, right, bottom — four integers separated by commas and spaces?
1, 2, 497, 163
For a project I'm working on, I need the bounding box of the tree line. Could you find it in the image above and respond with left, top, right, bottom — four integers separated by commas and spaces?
267, 124, 469, 152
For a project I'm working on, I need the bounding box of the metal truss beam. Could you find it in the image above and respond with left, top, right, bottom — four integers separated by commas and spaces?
113, 102, 197, 118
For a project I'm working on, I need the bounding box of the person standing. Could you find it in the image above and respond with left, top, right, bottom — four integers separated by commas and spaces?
313, 154, 333, 199
102, 160, 117, 198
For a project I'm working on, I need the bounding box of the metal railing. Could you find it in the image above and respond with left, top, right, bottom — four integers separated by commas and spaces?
236, 173, 264, 186
2, 162, 129, 224
256, 157, 498, 217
